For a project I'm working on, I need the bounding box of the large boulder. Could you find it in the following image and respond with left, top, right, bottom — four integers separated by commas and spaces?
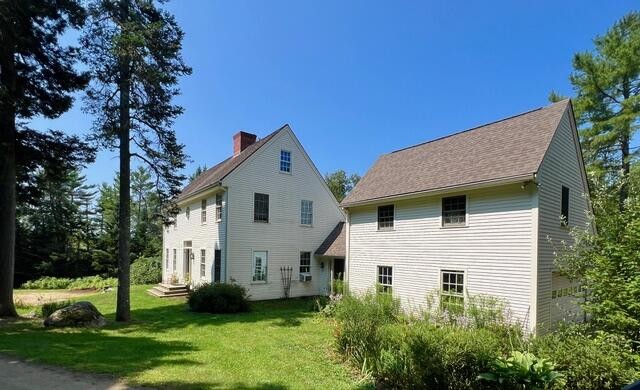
44, 301, 107, 328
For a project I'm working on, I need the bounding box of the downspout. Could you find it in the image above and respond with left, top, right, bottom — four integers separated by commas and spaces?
345, 208, 350, 294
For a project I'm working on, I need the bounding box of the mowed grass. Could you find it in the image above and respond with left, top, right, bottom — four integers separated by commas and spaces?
0, 286, 366, 389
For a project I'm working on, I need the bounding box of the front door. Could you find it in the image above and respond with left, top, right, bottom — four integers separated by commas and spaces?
183, 248, 192, 282
332, 258, 345, 294
214, 249, 221, 283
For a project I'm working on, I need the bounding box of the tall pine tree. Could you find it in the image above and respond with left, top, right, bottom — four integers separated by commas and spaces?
81, 0, 190, 321
570, 12, 640, 210
0, 0, 93, 317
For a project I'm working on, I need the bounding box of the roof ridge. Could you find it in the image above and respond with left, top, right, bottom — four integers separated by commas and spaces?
387, 101, 566, 155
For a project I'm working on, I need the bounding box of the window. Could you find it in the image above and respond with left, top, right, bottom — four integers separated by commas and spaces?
173, 249, 177, 270
442, 195, 466, 227
252, 251, 268, 282
174, 214, 177, 229
201, 199, 207, 223
377, 266, 393, 293
280, 150, 291, 172
215, 193, 223, 221
377, 205, 394, 230
200, 249, 206, 277
165, 248, 169, 269
301, 200, 313, 225
185, 206, 190, 220
254, 193, 269, 222
214, 249, 221, 283
441, 270, 465, 313
300, 251, 311, 273
561, 186, 569, 226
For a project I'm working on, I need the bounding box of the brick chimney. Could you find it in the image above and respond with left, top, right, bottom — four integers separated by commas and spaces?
233, 131, 257, 157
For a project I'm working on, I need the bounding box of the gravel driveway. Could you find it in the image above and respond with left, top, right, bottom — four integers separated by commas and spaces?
0, 355, 136, 390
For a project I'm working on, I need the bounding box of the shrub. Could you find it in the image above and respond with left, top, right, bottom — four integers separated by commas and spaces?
40, 300, 74, 318
478, 351, 563, 389
376, 323, 510, 389
188, 283, 250, 314
531, 325, 640, 389
130, 256, 162, 285
21, 275, 117, 290
333, 292, 401, 369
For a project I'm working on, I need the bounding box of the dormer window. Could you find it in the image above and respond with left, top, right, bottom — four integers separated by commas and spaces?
280, 150, 291, 173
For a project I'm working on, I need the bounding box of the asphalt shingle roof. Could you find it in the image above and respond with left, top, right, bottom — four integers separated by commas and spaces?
342, 100, 571, 206
315, 222, 345, 257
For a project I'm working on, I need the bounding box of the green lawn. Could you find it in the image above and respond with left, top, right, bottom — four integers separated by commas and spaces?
0, 286, 367, 389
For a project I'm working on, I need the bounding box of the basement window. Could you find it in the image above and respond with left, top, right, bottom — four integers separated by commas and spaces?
377, 205, 394, 230
442, 195, 466, 227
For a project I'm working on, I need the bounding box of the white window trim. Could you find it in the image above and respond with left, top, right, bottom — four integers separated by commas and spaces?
440, 194, 469, 228
279, 149, 292, 174
300, 199, 313, 226
215, 193, 223, 223
251, 250, 268, 284
376, 265, 393, 292
201, 199, 207, 225
440, 269, 466, 309
199, 248, 206, 278
299, 251, 311, 274
377, 204, 396, 231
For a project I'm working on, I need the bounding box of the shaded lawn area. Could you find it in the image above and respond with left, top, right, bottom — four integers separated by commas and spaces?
0, 285, 367, 389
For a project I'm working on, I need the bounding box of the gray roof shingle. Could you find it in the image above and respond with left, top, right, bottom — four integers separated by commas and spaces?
342, 100, 571, 206
178, 125, 286, 201
315, 222, 345, 257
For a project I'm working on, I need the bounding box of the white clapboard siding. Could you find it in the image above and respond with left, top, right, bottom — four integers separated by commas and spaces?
223, 127, 344, 300
162, 189, 227, 285
347, 183, 536, 327
536, 108, 590, 330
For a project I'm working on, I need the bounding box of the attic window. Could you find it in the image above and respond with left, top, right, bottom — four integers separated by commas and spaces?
377, 205, 394, 230
280, 150, 291, 172
561, 186, 569, 226
442, 195, 466, 227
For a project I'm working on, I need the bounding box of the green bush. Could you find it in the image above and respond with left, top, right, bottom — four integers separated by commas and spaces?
130, 256, 162, 285
333, 292, 401, 369
376, 323, 510, 389
21, 275, 117, 290
40, 300, 74, 318
478, 351, 563, 389
188, 283, 250, 314
531, 325, 640, 389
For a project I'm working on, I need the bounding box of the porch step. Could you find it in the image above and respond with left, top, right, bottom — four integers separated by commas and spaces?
147, 283, 189, 298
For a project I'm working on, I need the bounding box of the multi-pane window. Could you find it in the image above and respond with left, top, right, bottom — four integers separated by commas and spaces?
442, 195, 466, 227
561, 186, 569, 226
300, 251, 311, 273
172, 249, 177, 270
200, 249, 206, 277
252, 251, 268, 282
165, 248, 169, 269
214, 249, 221, 283
201, 199, 207, 223
280, 150, 291, 172
301, 200, 313, 225
254, 193, 269, 222
215, 193, 223, 221
377, 266, 393, 293
185, 206, 190, 220
441, 270, 465, 313
377, 205, 394, 230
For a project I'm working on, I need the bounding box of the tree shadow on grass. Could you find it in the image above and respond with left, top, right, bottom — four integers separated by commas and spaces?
117, 297, 320, 334
157, 381, 290, 390
0, 321, 198, 379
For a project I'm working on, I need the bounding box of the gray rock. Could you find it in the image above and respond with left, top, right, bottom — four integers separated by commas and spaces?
44, 301, 107, 328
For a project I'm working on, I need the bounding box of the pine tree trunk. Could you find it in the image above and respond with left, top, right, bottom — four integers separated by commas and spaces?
0, 43, 18, 317
115, 0, 131, 322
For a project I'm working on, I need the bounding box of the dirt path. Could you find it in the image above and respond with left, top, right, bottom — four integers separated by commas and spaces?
0, 355, 140, 390
13, 289, 100, 306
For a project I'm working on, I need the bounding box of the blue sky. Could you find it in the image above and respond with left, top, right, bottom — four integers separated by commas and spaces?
29, 0, 638, 186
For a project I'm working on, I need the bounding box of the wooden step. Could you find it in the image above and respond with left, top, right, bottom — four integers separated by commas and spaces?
147, 283, 189, 298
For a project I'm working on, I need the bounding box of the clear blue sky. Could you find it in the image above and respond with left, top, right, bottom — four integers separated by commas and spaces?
29, 0, 638, 187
